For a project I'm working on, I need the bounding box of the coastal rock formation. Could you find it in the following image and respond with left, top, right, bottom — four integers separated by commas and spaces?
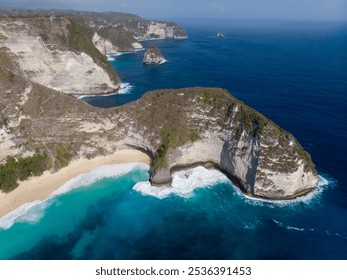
0, 61, 318, 200
0, 9, 188, 51
0, 16, 120, 96
0, 11, 317, 200
0, 10, 187, 96
92, 32, 118, 55
143, 46, 165, 64
140, 21, 187, 40
125, 88, 318, 199
94, 26, 143, 53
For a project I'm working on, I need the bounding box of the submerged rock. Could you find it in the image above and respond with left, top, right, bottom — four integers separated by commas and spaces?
143, 46, 165, 64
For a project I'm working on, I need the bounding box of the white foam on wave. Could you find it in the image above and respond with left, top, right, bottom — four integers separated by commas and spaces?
272, 219, 314, 232
0, 163, 149, 230
77, 83, 133, 99
53, 163, 149, 196
114, 51, 136, 56
237, 175, 333, 208
159, 59, 168, 64
133, 166, 229, 199
118, 82, 133, 94
106, 55, 115, 61
135, 48, 145, 52
0, 200, 52, 230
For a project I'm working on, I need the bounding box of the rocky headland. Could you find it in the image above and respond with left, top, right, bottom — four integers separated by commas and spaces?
0, 10, 318, 202
0, 9, 187, 96
143, 46, 165, 64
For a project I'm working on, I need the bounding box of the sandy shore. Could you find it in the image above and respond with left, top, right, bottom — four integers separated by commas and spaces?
0, 149, 150, 219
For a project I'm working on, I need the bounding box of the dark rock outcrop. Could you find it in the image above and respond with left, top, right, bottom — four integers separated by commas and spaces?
143, 46, 165, 64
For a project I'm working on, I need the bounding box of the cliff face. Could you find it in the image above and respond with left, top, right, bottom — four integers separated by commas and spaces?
0, 10, 188, 96
0, 66, 318, 200
0, 11, 317, 200
94, 26, 143, 53
0, 9, 188, 52
143, 46, 165, 64
133, 21, 188, 40
124, 88, 318, 200
0, 16, 120, 96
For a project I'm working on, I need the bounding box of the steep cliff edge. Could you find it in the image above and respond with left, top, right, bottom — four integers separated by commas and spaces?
0, 9, 188, 52
0, 68, 318, 199
0, 10, 188, 96
0, 16, 120, 96
125, 88, 318, 200
94, 26, 143, 53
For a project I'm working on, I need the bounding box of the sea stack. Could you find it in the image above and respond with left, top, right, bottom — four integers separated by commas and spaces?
143, 46, 165, 64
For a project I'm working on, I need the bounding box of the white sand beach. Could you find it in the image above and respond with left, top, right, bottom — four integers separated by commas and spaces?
0, 149, 151, 218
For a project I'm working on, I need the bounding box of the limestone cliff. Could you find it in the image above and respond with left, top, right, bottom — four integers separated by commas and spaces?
143, 46, 165, 64
94, 26, 143, 53
92, 32, 118, 55
135, 21, 188, 40
0, 11, 317, 200
0, 9, 188, 52
0, 10, 188, 96
0, 64, 318, 200
124, 88, 318, 200
0, 16, 120, 96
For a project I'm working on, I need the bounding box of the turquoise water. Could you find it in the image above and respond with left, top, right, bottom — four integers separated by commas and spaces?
0, 19, 346, 259
0, 164, 337, 260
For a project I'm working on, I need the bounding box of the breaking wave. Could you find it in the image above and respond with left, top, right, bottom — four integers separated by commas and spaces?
133, 166, 229, 199
0, 200, 52, 231
272, 219, 315, 232
134, 167, 333, 207
0, 163, 149, 230
236, 175, 333, 208
0, 163, 335, 231
106, 55, 115, 61
118, 83, 133, 94
77, 83, 133, 99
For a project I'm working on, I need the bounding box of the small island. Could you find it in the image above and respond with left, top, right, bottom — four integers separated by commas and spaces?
143, 46, 165, 64
0, 10, 318, 219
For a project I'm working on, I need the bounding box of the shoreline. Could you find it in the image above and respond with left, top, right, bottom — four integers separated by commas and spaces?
0, 149, 150, 219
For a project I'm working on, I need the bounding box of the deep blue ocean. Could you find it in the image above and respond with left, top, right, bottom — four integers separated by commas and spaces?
0, 19, 346, 260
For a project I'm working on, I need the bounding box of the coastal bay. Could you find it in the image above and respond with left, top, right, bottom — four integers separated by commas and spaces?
0, 149, 150, 218
0, 12, 346, 259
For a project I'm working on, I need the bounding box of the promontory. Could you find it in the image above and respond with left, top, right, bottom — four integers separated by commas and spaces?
0, 10, 318, 201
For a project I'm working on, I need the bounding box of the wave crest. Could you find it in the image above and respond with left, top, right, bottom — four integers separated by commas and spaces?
133, 166, 229, 199
0, 163, 149, 230
118, 83, 133, 94
237, 175, 334, 208
0, 200, 51, 230
106, 55, 115, 61
272, 219, 314, 232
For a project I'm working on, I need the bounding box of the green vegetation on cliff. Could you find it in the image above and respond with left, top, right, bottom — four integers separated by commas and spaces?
152, 128, 201, 172
131, 88, 316, 178
0, 153, 49, 193
0, 140, 74, 194
66, 18, 119, 84
97, 26, 137, 52
55, 145, 73, 170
